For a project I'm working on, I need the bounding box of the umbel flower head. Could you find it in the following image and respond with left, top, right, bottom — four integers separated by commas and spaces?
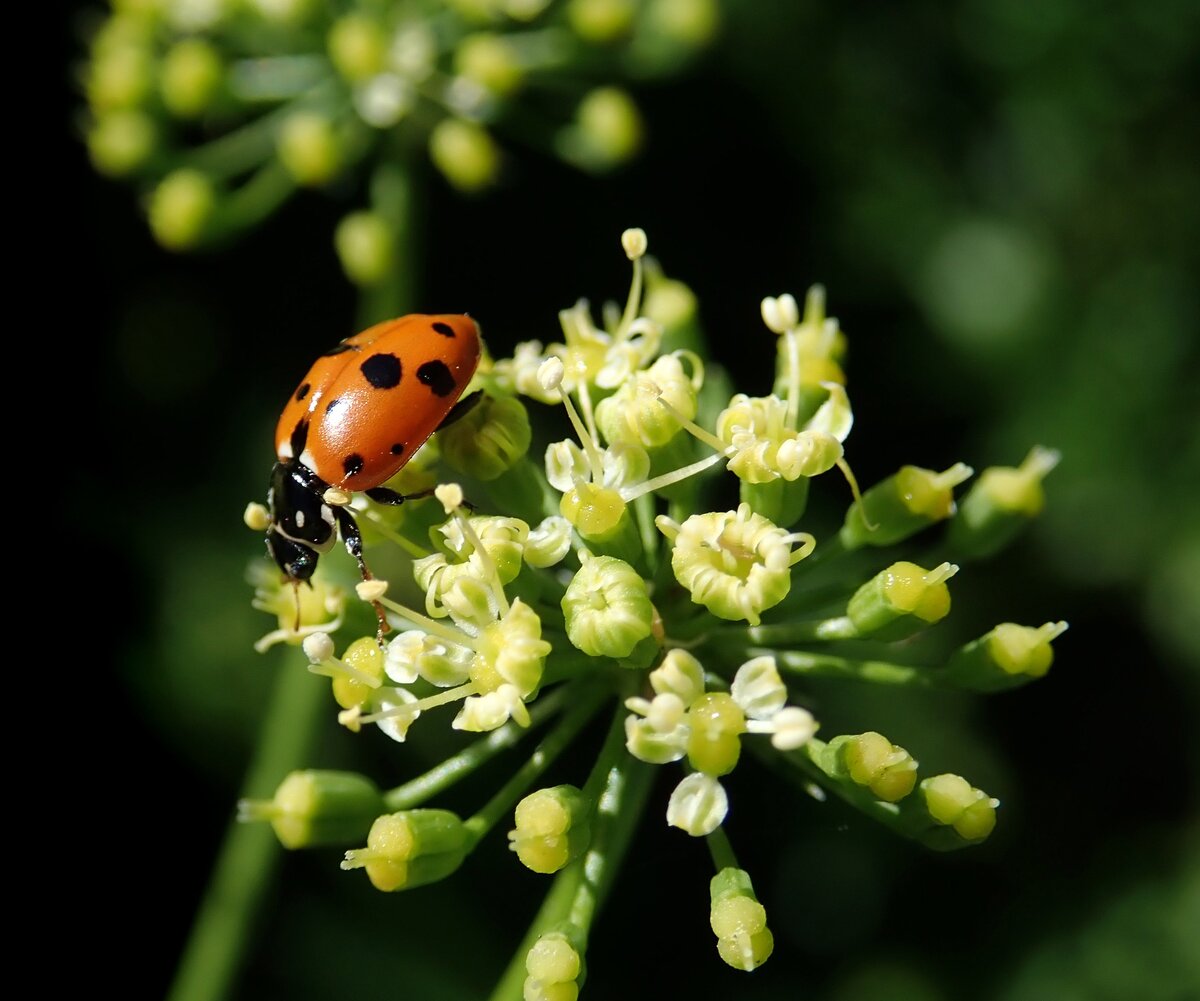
242, 228, 1066, 989
80, 0, 717, 269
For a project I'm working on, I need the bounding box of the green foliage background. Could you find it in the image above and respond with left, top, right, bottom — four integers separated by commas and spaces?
78, 1, 1198, 997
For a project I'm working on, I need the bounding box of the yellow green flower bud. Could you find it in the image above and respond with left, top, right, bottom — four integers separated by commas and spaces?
562, 555, 654, 658
86, 43, 153, 112
948, 447, 1060, 559
659, 504, 808, 626
430, 119, 500, 192
148, 169, 215, 250
160, 39, 222, 118
686, 692, 745, 776
710, 868, 773, 972
239, 770, 383, 849
560, 481, 633, 549
921, 774, 998, 842
568, 0, 635, 42
644, 276, 699, 342
332, 636, 386, 709
456, 34, 524, 96
945, 621, 1068, 691
845, 561, 958, 641
470, 599, 551, 697
509, 785, 591, 874
559, 87, 642, 171
87, 110, 157, 176
334, 211, 394, 286
839, 731, 919, 802
342, 809, 470, 891
328, 14, 387, 82
277, 112, 341, 186
524, 928, 584, 1001
440, 394, 532, 480
249, 0, 315, 24
594, 353, 699, 448
840, 463, 974, 549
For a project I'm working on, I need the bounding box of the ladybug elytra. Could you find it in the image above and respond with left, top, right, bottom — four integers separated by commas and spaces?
265, 313, 481, 628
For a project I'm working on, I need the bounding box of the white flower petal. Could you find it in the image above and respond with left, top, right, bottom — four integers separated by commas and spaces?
770, 707, 819, 750
375, 689, 420, 743
731, 656, 788, 720
666, 773, 728, 836
624, 715, 687, 765
650, 649, 706, 704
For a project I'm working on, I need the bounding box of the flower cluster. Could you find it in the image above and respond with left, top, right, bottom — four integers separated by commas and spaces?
243, 229, 1066, 990
80, 0, 716, 268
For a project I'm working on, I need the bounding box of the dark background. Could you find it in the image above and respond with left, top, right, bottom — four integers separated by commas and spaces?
74, 2, 1198, 998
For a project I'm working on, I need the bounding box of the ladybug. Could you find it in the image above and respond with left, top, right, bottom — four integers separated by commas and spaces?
265, 313, 481, 628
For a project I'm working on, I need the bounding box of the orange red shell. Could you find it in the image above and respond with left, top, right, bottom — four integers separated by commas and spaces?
275, 314, 481, 489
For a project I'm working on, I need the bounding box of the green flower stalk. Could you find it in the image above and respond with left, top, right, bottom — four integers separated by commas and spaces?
80, 0, 715, 257
233, 229, 1065, 996
238, 770, 385, 849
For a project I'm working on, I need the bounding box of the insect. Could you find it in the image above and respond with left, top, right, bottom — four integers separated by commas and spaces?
264, 313, 482, 631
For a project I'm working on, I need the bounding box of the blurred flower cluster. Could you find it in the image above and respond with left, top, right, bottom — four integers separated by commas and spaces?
81, 0, 716, 269
244, 229, 1066, 992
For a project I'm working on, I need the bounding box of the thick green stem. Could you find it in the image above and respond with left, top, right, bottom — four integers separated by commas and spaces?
712, 646, 933, 687
172, 186, 422, 998
488, 705, 655, 1001
166, 662, 326, 1001
705, 826, 739, 873
383, 686, 569, 811
359, 162, 418, 326
463, 681, 611, 845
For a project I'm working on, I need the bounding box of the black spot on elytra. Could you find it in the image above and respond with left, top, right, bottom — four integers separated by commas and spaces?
322, 341, 359, 357
361, 352, 403, 389
290, 419, 309, 456
294, 382, 311, 402
390, 443, 406, 456
343, 453, 365, 477
432, 321, 455, 338
417, 359, 456, 397
325, 397, 342, 413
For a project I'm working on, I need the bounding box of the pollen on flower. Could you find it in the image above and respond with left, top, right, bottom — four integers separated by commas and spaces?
243, 501, 271, 531
435, 482, 465, 513
357, 579, 389, 602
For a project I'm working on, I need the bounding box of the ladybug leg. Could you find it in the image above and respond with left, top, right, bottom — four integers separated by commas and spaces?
435, 390, 483, 431
365, 486, 430, 505
333, 505, 390, 637
367, 486, 476, 512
